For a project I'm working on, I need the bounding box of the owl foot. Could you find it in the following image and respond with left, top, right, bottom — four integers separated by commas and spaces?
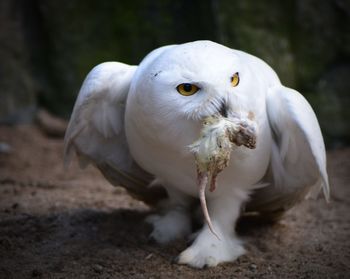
177, 228, 245, 268
145, 209, 191, 244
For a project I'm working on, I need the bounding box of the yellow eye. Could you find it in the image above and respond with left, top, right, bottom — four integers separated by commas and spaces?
176, 83, 199, 96
231, 72, 240, 87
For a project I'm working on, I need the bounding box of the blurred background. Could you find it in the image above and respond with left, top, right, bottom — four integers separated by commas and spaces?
1, 0, 349, 147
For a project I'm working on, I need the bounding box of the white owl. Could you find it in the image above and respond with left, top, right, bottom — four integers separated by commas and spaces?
64, 41, 329, 268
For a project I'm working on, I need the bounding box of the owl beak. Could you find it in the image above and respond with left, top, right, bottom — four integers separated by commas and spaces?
218, 99, 240, 120
219, 101, 228, 118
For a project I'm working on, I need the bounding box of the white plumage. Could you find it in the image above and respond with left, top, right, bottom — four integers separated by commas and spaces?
64, 41, 329, 268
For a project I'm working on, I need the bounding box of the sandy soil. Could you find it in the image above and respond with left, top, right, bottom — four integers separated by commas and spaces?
0, 124, 349, 279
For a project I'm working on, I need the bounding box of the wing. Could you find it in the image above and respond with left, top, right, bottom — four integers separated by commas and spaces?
64, 62, 166, 204
246, 85, 330, 218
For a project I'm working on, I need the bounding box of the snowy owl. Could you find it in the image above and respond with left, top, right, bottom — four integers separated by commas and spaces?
64, 40, 329, 268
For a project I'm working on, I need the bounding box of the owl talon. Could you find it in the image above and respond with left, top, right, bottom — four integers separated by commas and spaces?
145, 209, 191, 244
177, 230, 245, 268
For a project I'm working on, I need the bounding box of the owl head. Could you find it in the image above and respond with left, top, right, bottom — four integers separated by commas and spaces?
129, 40, 269, 124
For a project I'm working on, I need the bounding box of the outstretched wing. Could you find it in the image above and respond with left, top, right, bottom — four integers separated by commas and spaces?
64, 62, 166, 204
247, 85, 330, 218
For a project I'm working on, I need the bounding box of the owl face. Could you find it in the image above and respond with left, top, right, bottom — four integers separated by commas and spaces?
135, 41, 258, 123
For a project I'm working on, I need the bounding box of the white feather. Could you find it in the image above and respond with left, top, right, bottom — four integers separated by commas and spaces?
63, 62, 168, 204
266, 85, 330, 201
64, 62, 136, 167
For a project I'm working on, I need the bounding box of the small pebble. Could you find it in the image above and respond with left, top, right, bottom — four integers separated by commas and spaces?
315, 244, 324, 252
249, 263, 257, 271
12, 203, 19, 209
93, 264, 103, 273
0, 142, 12, 154
31, 269, 42, 277
145, 253, 153, 260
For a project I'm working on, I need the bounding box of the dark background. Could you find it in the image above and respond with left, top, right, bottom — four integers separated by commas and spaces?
1, 0, 349, 146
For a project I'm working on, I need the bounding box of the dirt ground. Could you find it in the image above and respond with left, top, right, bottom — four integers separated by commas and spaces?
0, 124, 349, 279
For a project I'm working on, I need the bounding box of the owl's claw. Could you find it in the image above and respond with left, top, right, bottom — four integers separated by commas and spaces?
145, 210, 191, 244
177, 229, 245, 268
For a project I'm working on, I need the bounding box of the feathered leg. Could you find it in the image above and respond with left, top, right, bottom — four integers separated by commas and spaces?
146, 185, 192, 244
177, 190, 247, 268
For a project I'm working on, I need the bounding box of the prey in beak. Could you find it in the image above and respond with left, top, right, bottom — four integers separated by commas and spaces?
189, 108, 257, 239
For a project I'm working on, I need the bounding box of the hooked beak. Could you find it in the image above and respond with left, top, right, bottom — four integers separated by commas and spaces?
218, 99, 242, 120
218, 100, 229, 118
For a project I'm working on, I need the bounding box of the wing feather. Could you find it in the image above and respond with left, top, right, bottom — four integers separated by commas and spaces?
64, 62, 166, 204
247, 85, 330, 218
64, 62, 135, 166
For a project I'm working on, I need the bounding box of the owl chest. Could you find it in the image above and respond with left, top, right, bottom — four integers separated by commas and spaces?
126, 115, 197, 185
